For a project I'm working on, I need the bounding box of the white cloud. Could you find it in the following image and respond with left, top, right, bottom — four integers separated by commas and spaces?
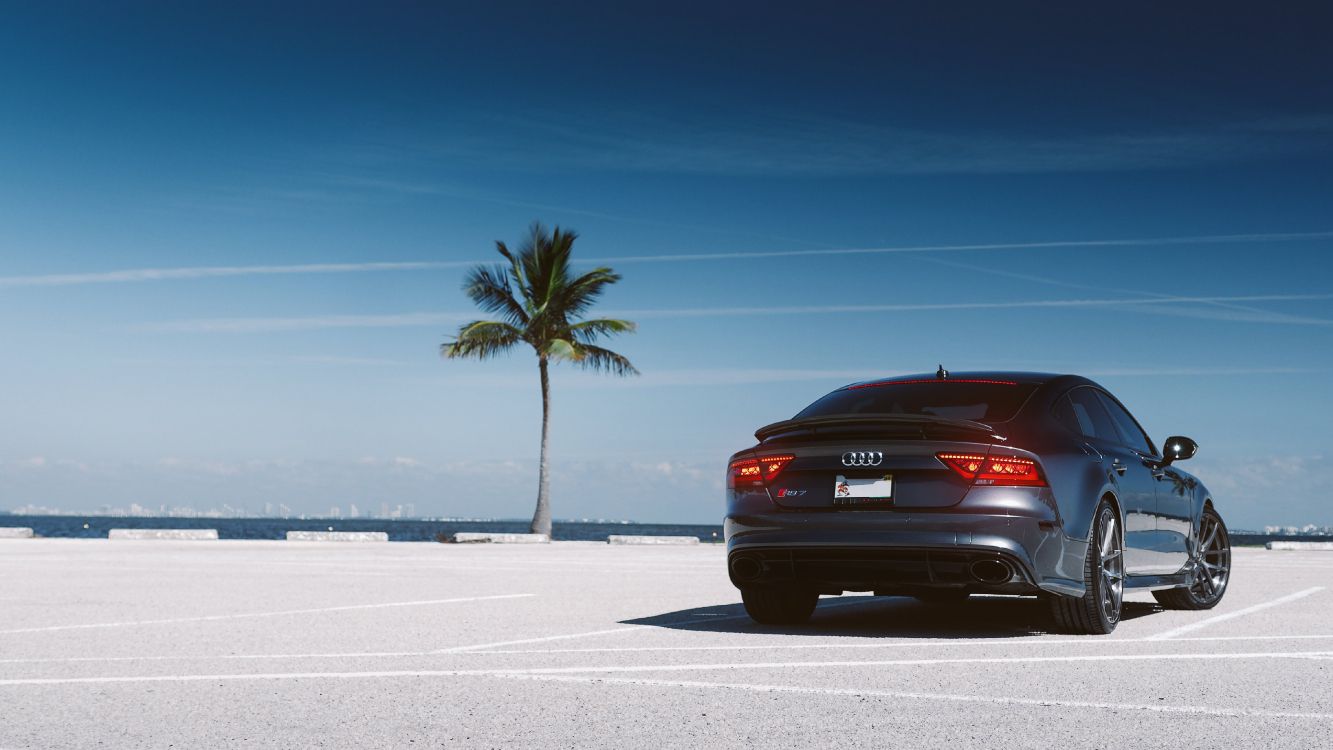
1189, 455, 1331, 528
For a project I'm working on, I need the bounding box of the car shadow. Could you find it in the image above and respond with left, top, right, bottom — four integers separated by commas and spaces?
622, 596, 1161, 639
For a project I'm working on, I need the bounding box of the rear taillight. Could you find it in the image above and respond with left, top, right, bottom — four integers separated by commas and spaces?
938, 452, 1046, 487
938, 453, 986, 478
728, 454, 794, 489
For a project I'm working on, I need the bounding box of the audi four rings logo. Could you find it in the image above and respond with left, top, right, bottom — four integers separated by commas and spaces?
842, 451, 883, 467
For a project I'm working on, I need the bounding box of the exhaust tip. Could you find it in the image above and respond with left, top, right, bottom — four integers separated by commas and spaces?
970, 559, 1013, 584
730, 555, 763, 582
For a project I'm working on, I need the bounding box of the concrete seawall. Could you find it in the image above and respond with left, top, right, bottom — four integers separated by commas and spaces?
608, 535, 699, 545
108, 529, 218, 541
286, 531, 389, 542
1267, 541, 1333, 551
452, 532, 549, 544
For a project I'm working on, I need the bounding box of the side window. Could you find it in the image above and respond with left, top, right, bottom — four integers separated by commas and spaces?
1096, 391, 1156, 455
1053, 395, 1085, 435
1064, 388, 1118, 443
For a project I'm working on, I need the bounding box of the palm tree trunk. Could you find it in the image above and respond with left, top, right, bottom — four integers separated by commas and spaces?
530, 356, 553, 537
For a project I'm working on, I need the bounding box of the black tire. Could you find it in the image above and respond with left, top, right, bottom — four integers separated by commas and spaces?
740, 587, 819, 624
1153, 508, 1230, 610
1048, 499, 1123, 635
913, 590, 970, 604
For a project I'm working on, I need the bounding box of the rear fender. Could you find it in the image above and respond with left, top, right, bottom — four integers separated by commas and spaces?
1050, 462, 1119, 591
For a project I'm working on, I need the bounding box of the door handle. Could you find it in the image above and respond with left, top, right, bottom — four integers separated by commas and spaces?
1111, 459, 1126, 476
1138, 454, 1167, 479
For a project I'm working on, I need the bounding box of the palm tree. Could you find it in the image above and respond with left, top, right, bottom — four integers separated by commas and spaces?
442, 223, 638, 537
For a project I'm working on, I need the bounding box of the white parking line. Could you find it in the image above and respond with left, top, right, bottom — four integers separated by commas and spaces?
435, 627, 644, 653
1147, 587, 1325, 640
0, 651, 427, 665
0, 594, 534, 635
494, 650, 1333, 675
5, 633, 1333, 665
476, 632, 1333, 655
3, 662, 1332, 721
483, 673, 1333, 720
16, 650, 1322, 685
0, 671, 476, 687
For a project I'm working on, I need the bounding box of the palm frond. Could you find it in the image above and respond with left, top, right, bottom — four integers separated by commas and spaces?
516, 224, 546, 309
558, 267, 621, 317
517, 223, 577, 314
569, 318, 636, 344
462, 265, 530, 326
441, 320, 525, 360
445, 223, 637, 376
541, 226, 576, 310
494, 240, 535, 314
570, 343, 639, 376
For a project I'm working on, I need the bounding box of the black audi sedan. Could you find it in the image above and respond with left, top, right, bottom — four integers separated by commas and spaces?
724, 370, 1230, 634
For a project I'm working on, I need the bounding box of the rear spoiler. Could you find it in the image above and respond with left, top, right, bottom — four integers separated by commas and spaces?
754, 414, 1007, 443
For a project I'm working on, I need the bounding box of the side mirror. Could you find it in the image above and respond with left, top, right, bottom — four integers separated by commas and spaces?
1160, 436, 1198, 465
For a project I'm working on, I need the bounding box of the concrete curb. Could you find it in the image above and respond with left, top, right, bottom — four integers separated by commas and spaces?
607, 535, 699, 545
0, 527, 35, 539
108, 529, 218, 541
1266, 541, 1333, 551
286, 531, 388, 542
452, 532, 550, 544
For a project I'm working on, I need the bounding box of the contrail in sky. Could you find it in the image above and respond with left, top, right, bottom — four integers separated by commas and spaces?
0, 261, 473, 288
146, 293, 1333, 332
608, 293, 1333, 319
583, 230, 1333, 265
3, 230, 1330, 288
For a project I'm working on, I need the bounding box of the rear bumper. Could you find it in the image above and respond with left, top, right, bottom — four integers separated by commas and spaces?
724, 509, 1085, 597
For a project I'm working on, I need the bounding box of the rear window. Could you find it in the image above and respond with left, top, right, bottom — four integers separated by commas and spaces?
794, 381, 1037, 423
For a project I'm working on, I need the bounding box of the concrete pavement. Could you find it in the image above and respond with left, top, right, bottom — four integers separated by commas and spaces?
1, 539, 1329, 748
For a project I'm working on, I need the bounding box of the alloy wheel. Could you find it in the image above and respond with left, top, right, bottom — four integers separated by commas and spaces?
1189, 511, 1231, 603
1098, 507, 1124, 624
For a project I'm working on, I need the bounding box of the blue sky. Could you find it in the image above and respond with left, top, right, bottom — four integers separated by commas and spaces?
1, 2, 1330, 527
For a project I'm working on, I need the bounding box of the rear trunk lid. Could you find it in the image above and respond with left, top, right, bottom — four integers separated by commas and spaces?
753, 415, 1004, 510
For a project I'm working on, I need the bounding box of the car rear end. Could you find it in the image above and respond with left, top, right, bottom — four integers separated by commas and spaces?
724, 375, 1073, 599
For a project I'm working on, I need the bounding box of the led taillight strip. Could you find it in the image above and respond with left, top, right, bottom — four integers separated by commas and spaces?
728, 454, 795, 488
938, 452, 1046, 487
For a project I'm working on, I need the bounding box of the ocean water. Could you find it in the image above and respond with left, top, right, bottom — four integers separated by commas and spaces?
1, 514, 725, 543
1, 515, 1314, 547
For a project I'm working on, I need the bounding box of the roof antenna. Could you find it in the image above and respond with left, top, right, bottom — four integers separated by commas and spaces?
936, 364, 949, 380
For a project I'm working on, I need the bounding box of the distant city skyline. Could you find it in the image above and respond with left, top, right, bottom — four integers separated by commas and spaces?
2, 3, 1331, 529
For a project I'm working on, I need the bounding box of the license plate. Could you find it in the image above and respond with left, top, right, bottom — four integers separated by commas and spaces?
834, 474, 893, 502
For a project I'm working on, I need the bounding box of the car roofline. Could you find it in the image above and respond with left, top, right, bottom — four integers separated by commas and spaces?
840, 371, 1068, 390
